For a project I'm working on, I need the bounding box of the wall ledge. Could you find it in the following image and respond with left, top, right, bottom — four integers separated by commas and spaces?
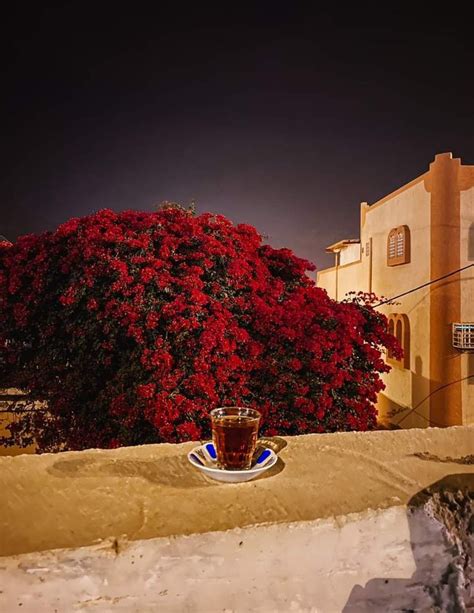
1, 426, 473, 557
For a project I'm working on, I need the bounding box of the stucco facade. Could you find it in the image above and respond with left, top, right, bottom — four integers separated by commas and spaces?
460, 180, 474, 425
317, 153, 474, 428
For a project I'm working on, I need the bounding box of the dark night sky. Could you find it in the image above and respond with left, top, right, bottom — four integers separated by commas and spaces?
2, 4, 473, 269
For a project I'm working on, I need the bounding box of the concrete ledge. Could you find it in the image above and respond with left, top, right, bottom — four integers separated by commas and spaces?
1, 427, 473, 611
1, 427, 473, 557
0, 506, 448, 612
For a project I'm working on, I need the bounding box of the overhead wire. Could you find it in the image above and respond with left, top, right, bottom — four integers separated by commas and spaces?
372, 262, 474, 427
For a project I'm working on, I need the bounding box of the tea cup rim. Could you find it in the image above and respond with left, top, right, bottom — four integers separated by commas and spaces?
210, 406, 261, 418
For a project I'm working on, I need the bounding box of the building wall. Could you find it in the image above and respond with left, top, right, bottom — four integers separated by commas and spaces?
426, 155, 463, 427
0, 390, 37, 456
318, 176, 432, 428
365, 177, 432, 428
317, 155, 474, 428
460, 181, 474, 425
339, 242, 361, 266
317, 264, 338, 298
317, 260, 366, 302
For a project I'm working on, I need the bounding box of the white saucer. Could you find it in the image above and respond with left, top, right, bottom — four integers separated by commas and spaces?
188, 442, 278, 483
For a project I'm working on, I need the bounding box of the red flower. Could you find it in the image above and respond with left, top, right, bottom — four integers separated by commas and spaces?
59, 287, 77, 306
140, 267, 155, 283
289, 358, 303, 371
136, 383, 156, 399
145, 312, 159, 330
176, 422, 202, 441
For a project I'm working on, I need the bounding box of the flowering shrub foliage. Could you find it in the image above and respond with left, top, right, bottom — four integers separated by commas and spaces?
0, 207, 400, 452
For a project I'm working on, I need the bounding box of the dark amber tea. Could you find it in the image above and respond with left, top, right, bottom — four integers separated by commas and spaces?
210, 407, 261, 470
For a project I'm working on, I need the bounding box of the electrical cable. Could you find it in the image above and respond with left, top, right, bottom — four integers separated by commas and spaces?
372, 262, 474, 426
374, 263, 474, 307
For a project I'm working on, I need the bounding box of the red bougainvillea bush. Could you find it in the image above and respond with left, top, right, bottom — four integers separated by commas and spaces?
0, 206, 400, 452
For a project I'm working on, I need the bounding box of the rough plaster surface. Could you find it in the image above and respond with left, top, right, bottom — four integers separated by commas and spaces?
0, 507, 415, 612
1, 427, 473, 557
1, 499, 472, 612
1, 428, 473, 611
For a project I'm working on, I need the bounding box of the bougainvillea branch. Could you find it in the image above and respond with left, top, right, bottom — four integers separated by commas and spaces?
0, 207, 401, 452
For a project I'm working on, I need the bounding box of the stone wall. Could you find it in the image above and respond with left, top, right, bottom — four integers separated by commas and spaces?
1, 427, 473, 611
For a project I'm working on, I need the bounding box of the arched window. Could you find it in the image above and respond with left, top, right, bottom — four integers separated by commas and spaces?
387, 318, 395, 359
387, 313, 410, 369
388, 318, 394, 336
395, 319, 402, 343
387, 225, 410, 266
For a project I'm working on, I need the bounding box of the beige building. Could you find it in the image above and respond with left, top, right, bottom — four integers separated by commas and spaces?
317, 153, 474, 429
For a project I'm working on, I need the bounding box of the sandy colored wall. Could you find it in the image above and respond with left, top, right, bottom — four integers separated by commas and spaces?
1, 505, 466, 612
365, 178, 431, 428
339, 242, 361, 266
0, 429, 473, 612
317, 264, 337, 298
337, 260, 367, 299
426, 155, 463, 427
318, 177, 432, 428
317, 260, 367, 301
460, 183, 474, 425
0, 390, 36, 456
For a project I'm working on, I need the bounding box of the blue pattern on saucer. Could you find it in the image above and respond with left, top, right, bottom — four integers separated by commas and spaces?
205, 442, 217, 459
187, 442, 278, 482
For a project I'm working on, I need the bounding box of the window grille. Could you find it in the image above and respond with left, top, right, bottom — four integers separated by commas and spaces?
388, 234, 396, 258
396, 232, 404, 257
452, 323, 474, 350
387, 225, 410, 266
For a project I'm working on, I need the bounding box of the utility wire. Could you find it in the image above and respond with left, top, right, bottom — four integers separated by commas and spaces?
373, 262, 474, 426
394, 374, 474, 427
374, 263, 474, 307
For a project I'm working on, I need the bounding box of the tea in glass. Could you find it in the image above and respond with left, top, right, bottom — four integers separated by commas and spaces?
210, 407, 261, 470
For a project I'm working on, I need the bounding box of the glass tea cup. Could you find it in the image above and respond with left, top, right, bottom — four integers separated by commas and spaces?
210, 407, 261, 470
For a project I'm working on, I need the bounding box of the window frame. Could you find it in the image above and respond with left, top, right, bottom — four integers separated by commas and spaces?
387, 225, 411, 266
387, 313, 410, 369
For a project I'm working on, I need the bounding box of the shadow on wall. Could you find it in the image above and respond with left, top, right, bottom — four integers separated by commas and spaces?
47, 438, 287, 489
378, 356, 432, 428
343, 473, 474, 612
468, 223, 474, 261
466, 223, 474, 386
379, 354, 472, 429
410, 355, 431, 427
